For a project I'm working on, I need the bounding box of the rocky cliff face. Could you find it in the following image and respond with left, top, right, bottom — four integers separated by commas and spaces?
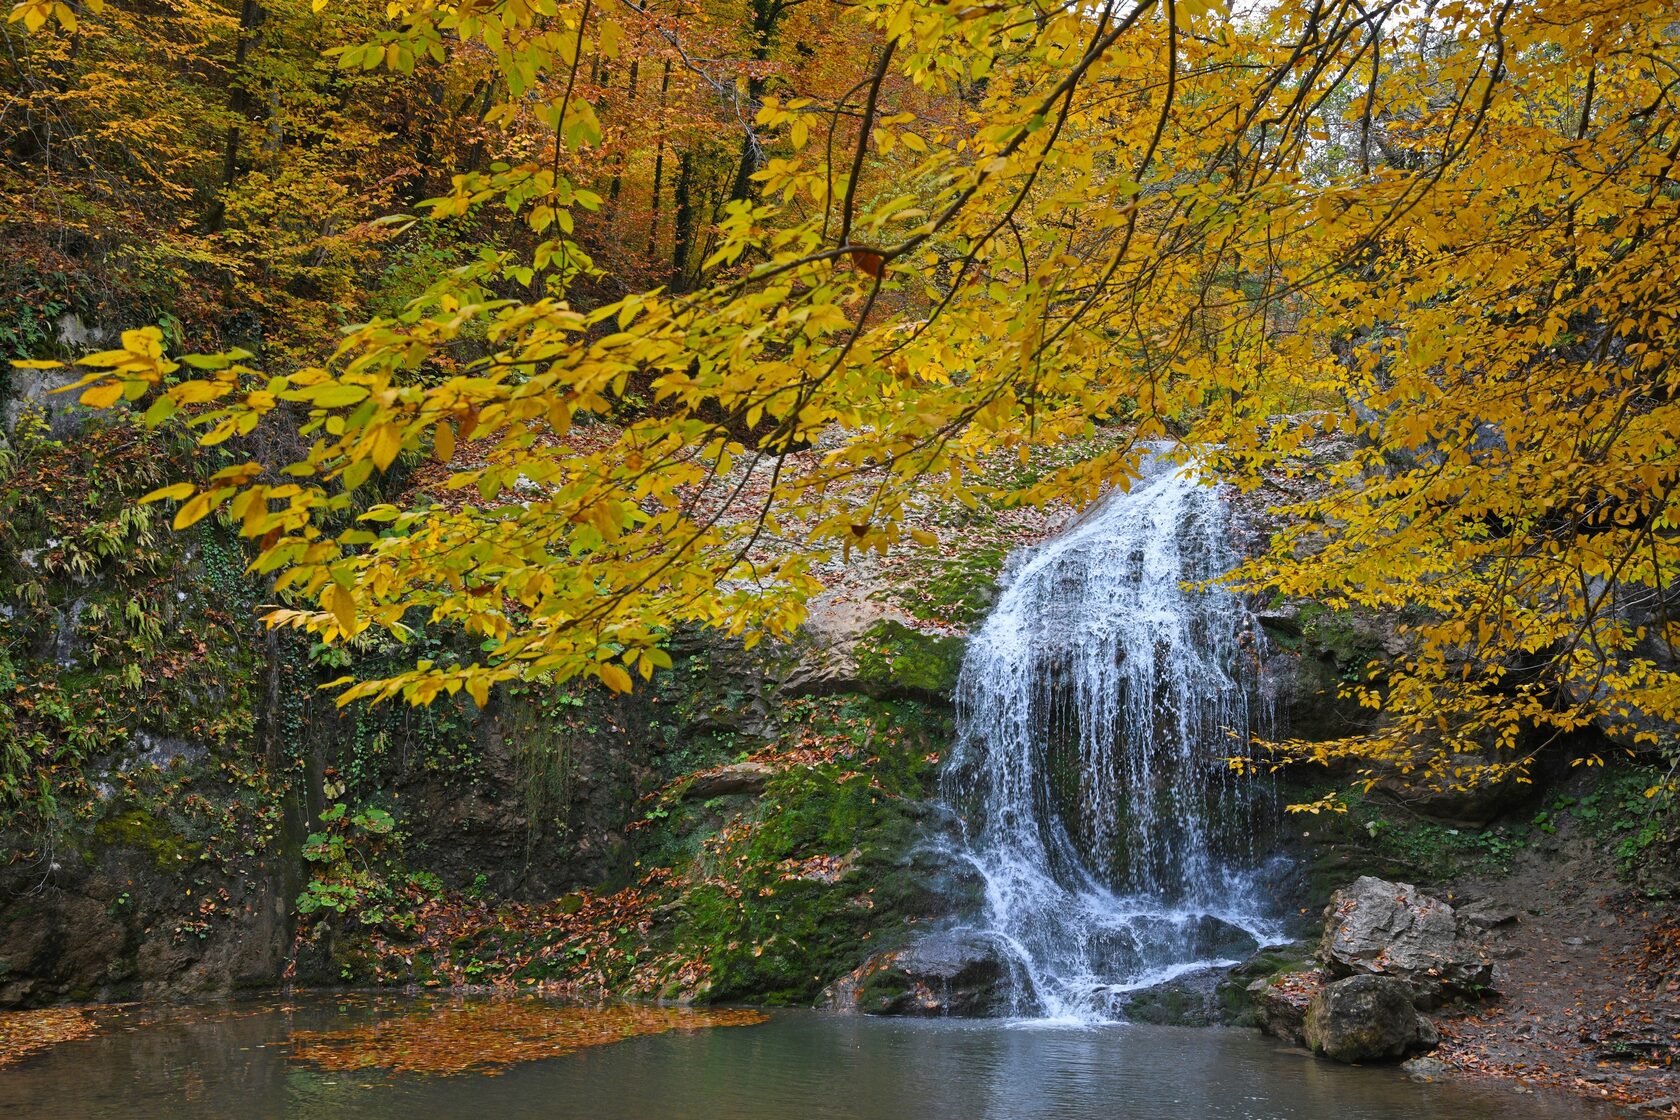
0, 401, 759, 1004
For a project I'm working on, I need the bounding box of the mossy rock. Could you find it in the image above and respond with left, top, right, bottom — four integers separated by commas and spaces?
1214, 941, 1318, 1027
653, 697, 952, 1005
1121, 973, 1225, 1026
853, 621, 966, 700
1261, 601, 1393, 744
93, 808, 199, 871
898, 543, 1008, 627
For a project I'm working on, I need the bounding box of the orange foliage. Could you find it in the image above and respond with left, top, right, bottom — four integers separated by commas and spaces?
288, 998, 767, 1076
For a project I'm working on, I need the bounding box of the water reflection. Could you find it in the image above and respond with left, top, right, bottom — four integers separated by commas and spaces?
0, 998, 1630, 1120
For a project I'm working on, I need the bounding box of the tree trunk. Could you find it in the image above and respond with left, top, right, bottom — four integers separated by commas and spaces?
205, 0, 266, 232
670, 150, 694, 290
646, 59, 672, 258
726, 0, 780, 204
608, 59, 639, 210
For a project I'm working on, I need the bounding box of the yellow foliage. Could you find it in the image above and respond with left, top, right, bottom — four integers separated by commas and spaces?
10, 0, 1679, 800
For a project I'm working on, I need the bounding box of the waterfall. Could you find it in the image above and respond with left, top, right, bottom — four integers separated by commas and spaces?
941, 456, 1279, 1021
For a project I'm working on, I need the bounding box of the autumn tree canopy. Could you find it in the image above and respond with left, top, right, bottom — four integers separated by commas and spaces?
9, 0, 1679, 793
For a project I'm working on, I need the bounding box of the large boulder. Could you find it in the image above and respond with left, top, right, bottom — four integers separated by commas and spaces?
1318, 877, 1492, 1005
822, 930, 1007, 1016
1303, 974, 1439, 1063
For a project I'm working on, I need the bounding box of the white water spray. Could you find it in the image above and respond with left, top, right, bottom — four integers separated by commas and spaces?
942, 457, 1279, 1021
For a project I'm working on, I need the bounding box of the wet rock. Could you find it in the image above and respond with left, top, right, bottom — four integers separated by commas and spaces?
1303, 974, 1439, 1063
1182, 914, 1265, 961
1253, 600, 1393, 746
1248, 969, 1323, 1046
1255, 612, 1303, 638
1318, 877, 1493, 1005
822, 930, 1007, 1017
1217, 942, 1316, 1028
0, 841, 288, 1007
679, 761, 773, 801
1401, 1055, 1448, 1080
1118, 967, 1231, 1027
1231, 941, 1316, 979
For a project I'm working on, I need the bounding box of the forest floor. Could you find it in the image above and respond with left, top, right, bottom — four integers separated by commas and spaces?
1434, 813, 1680, 1114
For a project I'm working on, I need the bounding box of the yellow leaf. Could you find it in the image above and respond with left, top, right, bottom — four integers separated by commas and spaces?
140, 482, 194, 505
370, 423, 403, 471
434, 420, 456, 463
301, 383, 369, 408
327, 583, 357, 633
598, 663, 633, 693
79, 380, 124, 408
173, 491, 216, 529
13, 2, 48, 32
242, 492, 268, 536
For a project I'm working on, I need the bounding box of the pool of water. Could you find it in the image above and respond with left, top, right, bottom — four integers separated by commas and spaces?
0, 997, 1629, 1119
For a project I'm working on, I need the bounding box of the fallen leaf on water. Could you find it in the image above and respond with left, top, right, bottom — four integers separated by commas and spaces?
289, 1000, 767, 1076
0, 1008, 98, 1067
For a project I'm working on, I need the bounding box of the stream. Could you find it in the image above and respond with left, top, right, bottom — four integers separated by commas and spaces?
0, 997, 1628, 1119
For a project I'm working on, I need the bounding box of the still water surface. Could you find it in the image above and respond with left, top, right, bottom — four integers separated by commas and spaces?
0, 997, 1629, 1119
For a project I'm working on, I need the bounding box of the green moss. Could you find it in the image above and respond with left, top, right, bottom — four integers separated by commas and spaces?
94, 808, 200, 870
1121, 983, 1211, 1026
854, 621, 966, 698
1211, 942, 1317, 1027
662, 696, 948, 1004
852, 964, 913, 1008
899, 544, 1009, 626
1296, 603, 1364, 656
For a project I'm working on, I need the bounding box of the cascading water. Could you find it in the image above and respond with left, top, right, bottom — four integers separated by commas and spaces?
941, 456, 1279, 1021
